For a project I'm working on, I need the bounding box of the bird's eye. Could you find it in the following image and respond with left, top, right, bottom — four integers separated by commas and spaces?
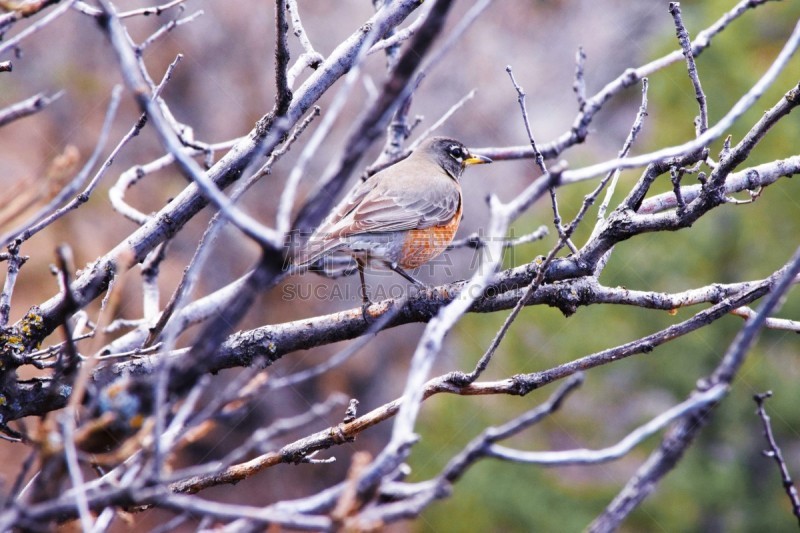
448, 145, 465, 161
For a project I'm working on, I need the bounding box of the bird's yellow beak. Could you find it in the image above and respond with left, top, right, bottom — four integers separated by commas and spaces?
464, 153, 492, 166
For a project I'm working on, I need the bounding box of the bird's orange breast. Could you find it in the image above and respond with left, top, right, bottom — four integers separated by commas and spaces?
398, 201, 462, 269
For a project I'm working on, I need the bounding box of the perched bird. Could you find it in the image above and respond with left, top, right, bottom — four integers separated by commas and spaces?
294, 136, 492, 304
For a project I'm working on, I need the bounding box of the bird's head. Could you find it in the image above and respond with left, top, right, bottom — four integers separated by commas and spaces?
421, 136, 492, 180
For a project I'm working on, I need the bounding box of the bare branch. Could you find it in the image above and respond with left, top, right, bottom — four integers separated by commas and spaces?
97, 0, 284, 250
572, 46, 586, 111
91, 273, 771, 388
0, 2, 796, 529
285, 0, 323, 88
473, 0, 780, 163
74, 0, 190, 19
274, 0, 292, 114
731, 306, 800, 332
590, 243, 800, 531
352, 374, 585, 527
489, 384, 726, 466
560, 19, 800, 185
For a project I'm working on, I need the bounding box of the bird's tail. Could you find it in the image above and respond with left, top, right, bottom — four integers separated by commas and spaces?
288, 236, 343, 271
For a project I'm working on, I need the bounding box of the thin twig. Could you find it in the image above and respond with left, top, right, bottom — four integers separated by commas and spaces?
408, 89, 476, 150
369, 6, 428, 54
506, 66, 547, 175
108, 138, 240, 225
251, 105, 320, 181
591, 78, 649, 248
168, 394, 349, 491
0, 91, 63, 128
669, 2, 709, 136
489, 384, 726, 465
447, 225, 549, 252
60, 412, 95, 531
753, 391, 800, 526
731, 306, 800, 331
506, 65, 577, 253
572, 46, 587, 111
285, 0, 323, 88
137, 10, 203, 53
74, 0, 189, 19
444, 374, 585, 478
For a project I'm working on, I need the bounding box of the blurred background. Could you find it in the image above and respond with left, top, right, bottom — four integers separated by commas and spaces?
1, 0, 800, 530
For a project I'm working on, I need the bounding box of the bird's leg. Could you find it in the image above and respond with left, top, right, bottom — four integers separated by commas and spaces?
388, 263, 427, 288
357, 258, 372, 322
357, 259, 371, 303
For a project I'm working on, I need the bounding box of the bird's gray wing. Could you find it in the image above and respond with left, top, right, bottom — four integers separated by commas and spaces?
295, 170, 460, 265
332, 178, 460, 236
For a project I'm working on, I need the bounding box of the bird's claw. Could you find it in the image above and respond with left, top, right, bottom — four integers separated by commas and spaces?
361, 300, 373, 324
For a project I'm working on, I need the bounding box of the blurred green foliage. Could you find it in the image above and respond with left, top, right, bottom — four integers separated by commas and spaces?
413, 1, 800, 531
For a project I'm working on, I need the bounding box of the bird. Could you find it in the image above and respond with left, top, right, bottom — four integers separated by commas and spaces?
293, 136, 492, 305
